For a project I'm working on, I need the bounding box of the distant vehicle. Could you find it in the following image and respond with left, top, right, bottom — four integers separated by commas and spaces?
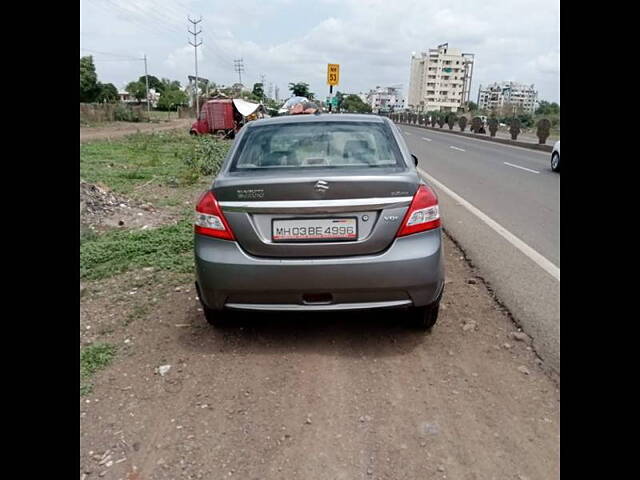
194, 113, 445, 330
551, 141, 560, 172
190, 98, 265, 138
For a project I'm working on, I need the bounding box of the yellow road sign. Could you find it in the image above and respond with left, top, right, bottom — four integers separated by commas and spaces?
327, 64, 340, 86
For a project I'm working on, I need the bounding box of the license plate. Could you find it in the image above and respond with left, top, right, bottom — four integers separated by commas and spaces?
272, 218, 357, 242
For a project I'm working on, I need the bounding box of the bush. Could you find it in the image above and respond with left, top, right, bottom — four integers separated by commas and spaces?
182, 136, 230, 184
113, 104, 147, 122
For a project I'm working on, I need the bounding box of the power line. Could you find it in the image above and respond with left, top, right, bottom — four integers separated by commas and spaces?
103, 0, 184, 35
85, 0, 240, 82
90, 59, 144, 63
95, 0, 192, 46
80, 48, 141, 60
90, 0, 238, 65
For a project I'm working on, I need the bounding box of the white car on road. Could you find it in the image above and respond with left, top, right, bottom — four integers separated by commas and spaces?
551, 141, 560, 172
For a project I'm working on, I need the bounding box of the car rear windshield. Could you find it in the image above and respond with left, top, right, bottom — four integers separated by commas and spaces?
229, 121, 405, 171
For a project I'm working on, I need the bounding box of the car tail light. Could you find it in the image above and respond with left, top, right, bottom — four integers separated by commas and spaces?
396, 184, 440, 237
194, 190, 235, 240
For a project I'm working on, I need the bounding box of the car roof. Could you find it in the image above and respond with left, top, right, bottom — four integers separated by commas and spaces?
247, 113, 386, 128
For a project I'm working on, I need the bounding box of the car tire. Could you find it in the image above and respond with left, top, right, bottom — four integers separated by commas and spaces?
551, 152, 560, 172
195, 281, 233, 327
189, 130, 197, 136
408, 300, 440, 331
202, 304, 233, 327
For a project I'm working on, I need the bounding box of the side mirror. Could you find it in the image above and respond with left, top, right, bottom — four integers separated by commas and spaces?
411, 154, 418, 167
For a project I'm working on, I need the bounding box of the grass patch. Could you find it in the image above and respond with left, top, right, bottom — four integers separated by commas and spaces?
80, 218, 193, 280
80, 131, 230, 281
80, 131, 196, 194
80, 224, 98, 244
80, 131, 230, 195
147, 110, 176, 122
80, 343, 117, 396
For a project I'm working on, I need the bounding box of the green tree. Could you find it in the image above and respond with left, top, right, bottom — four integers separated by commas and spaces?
340, 94, 372, 113
80, 56, 100, 102
97, 83, 119, 103
535, 100, 560, 115
161, 78, 182, 91
288, 82, 313, 99
517, 113, 534, 128
252, 83, 264, 100
125, 81, 147, 102
467, 101, 478, 112
157, 88, 188, 111
138, 75, 163, 93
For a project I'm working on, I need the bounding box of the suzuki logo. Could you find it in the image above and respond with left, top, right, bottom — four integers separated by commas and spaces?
314, 180, 329, 192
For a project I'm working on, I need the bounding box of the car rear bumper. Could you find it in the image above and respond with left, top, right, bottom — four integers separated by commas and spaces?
195, 229, 444, 311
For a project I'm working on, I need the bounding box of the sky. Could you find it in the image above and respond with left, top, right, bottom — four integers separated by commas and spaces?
80, 0, 560, 103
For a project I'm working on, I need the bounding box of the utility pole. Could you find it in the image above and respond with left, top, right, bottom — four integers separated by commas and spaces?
260, 74, 266, 103
274, 85, 279, 102
143, 54, 150, 116
188, 16, 202, 118
234, 58, 244, 85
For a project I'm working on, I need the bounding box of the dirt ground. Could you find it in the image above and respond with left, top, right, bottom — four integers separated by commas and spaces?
80, 119, 193, 143
80, 232, 560, 480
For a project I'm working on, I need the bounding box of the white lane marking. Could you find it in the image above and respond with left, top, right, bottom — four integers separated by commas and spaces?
421, 137, 432, 142
404, 131, 412, 135
417, 167, 560, 281
504, 162, 540, 174
449, 146, 466, 152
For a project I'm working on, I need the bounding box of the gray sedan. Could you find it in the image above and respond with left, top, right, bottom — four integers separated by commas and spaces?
194, 114, 444, 329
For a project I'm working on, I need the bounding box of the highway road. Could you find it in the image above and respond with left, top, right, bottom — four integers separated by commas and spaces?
399, 124, 561, 375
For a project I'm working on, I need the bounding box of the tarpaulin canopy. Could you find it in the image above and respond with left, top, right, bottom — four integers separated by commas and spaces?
232, 98, 264, 117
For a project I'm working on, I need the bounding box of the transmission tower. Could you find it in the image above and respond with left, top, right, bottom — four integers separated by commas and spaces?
234, 58, 245, 85
188, 16, 203, 116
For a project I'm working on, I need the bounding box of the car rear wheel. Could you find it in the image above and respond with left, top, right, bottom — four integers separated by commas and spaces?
551, 152, 560, 172
196, 282, 233, 327
407, 300, 440, 330
202, 304, 234, 327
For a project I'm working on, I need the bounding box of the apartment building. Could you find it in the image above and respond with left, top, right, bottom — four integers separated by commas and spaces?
365, 86, 405, 113
477, 82, 539, 114
407, 43, 474, 112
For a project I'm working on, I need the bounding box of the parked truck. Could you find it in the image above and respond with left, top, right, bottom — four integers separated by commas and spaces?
190, 98, 265, 138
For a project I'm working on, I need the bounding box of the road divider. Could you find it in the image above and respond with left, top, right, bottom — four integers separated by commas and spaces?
417, 167, 560, 281
395, 122, 554, 153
